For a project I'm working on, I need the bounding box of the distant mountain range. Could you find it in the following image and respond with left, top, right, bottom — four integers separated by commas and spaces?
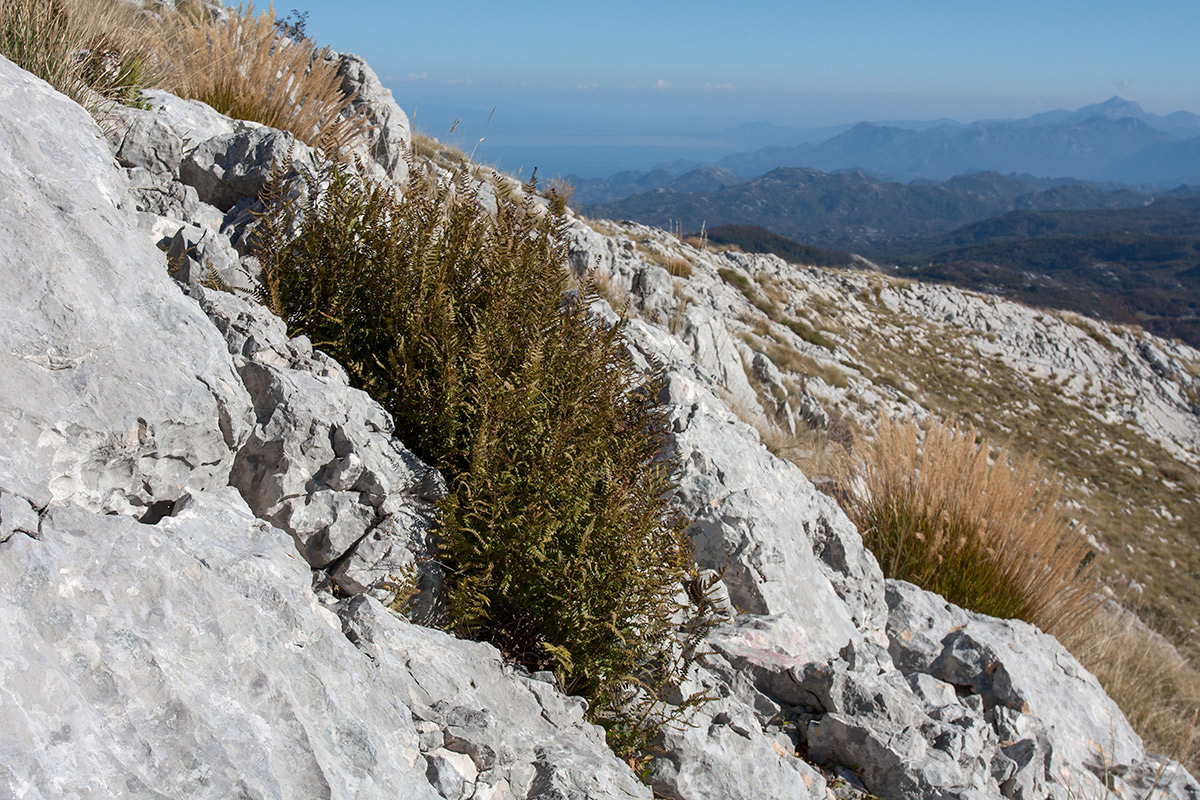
886, 194, 1200, 347
666, 194, 1200, 349
583, 168, 1159, 252
568, 97, 1200, 203
577, 98, 1200, 347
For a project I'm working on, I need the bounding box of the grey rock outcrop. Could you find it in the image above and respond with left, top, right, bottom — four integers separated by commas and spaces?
0, 489, 441, 799
0, 56, 250, 516
668, 372, 883, 641
0, 487, 646, 799
340, 597, 650, 800
107, 88, 245, 176
333, 51, 413, 184
0, 491, 40, 544
200, 289, 446, 613
180, 127, 309, 212
612, 299, 1198, 800
0, 55, 654, 798
885, 580, 1196, 800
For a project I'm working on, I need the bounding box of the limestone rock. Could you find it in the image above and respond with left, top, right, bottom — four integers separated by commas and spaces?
180, 127, 311, 212
125, 165, 208, 223
660, 371, 886, 646
339, 596, 652, 800
0, 487, 645, 799
106, 88, 244, 176
0, 489, 440, 799
199, 289, 445, 609
886, 580, 1198, 800
0, 491, 40, 543
648, 700, 828, 800
163, 221, 255, 290
0, 55, 251, 515
333, 51, 412, 185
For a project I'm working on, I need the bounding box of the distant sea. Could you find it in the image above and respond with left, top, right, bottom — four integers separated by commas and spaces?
440, 135, 736, 180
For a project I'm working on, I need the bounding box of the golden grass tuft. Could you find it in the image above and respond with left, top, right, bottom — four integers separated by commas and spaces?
1064, 607, 1200, 776
842, 414, 1100, 640
0, 0, 152, 112
1, 0, 367, 152
155, 1, 368, 153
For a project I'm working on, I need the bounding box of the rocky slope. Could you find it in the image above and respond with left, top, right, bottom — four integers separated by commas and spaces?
1, 48, 1198, 800
567, 217, 1200, 661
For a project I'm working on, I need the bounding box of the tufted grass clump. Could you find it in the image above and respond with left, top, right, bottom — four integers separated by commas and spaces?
156, 2, 367, 154
255, 159, 696, 758
0, 0, 152, 112
842, 414, 1100, 640
1, 0, 365, 151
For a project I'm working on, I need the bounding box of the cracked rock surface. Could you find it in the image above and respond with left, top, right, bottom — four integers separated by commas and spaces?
2, 46, 1199, 800
0, 56, 250, 516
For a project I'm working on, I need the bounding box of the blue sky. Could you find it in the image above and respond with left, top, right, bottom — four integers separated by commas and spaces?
278, 1, 1200, 176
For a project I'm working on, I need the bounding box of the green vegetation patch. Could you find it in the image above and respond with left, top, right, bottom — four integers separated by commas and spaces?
256, 160, 697, 757
717, 266, 753, 293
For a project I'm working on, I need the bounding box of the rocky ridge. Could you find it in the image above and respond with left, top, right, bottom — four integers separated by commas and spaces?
1, 47, 1198, 800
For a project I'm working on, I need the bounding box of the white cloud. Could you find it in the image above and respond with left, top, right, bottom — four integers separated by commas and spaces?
704, 81, 735, 91
1115, 78, 1132, 90
406, 71, 428, 82
652, 78, 672, 90
447, 77, 473, 85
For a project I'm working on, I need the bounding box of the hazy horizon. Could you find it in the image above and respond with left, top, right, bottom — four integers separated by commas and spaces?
276, 0, 1200, 178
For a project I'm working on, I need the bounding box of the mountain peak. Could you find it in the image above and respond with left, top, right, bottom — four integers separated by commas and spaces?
1086, 95, 1148, 119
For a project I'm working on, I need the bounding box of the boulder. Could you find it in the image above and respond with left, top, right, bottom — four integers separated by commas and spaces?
662, 371, 886, 647
180, 127, 312, 212
333, 51, 412, 185
107, 88, 245, 176
647, 697, 828, 800
0, 488, 441, 799
339, 596, 651, 800
162, 221, 254, 290
0, 55, 251, 515
0, 487, 647, 799
886, 580, 1199, 800
199, 289, 445, 613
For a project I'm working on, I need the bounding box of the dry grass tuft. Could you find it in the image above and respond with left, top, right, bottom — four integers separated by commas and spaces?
156, 1, 368, 153
759, 422, 850, 484
1065, 607, 1200, 776
545, 177, 575, 207
662, 255, 693, 278
592, 272, 628, 311
842, 414, 1100, 640
1, 0, 368, 151
0, 0, 152, 112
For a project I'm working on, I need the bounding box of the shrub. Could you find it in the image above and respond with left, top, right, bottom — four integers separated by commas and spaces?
0, 0, 151, 112
157, 1, 366, 153
717, 266, 753, 293
255, 159, 696, 757
782, 316, 835, 352
841, 414, 1099, 639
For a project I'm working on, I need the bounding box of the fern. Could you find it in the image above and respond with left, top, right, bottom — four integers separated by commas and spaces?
256, 158, 697, 758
